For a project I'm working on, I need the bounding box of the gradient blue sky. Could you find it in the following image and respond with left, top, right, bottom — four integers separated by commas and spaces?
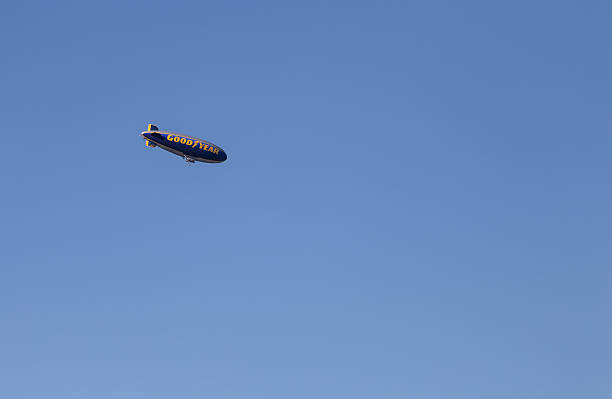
1, 1, 611, 398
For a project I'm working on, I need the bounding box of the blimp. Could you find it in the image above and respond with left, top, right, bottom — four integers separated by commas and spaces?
140, 124, 228, 164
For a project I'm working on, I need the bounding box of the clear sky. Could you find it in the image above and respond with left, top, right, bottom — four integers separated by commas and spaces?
1, 1, 611, 398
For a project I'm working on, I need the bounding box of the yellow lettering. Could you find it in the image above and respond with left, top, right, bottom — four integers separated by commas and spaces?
167, 134, 173, 141
180, 138, 186, 144
203, 145, 209, 151
174, 136, 180, 142
192, 141, 199, 148
186, 140, 192, 146
198, 142, 205, 149
214, 149, 219, 154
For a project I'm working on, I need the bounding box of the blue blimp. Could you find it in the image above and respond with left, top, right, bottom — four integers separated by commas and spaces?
141, 124, 227, 164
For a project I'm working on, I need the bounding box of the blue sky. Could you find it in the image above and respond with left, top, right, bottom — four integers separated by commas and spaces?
1, 1, 611, 398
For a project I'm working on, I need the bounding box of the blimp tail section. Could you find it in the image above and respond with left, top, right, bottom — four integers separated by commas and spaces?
144, 124, 159, 147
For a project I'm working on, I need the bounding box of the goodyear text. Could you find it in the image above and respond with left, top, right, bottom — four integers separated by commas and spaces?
166, 134, 220, 155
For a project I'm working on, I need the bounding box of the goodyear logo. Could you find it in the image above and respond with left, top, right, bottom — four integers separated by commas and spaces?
166, 134, 220, 154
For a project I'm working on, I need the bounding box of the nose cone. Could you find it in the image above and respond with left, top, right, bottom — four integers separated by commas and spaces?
219, 150, 228, 162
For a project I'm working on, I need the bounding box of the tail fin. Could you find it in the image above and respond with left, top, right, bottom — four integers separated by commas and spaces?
147, 124, 159, 131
